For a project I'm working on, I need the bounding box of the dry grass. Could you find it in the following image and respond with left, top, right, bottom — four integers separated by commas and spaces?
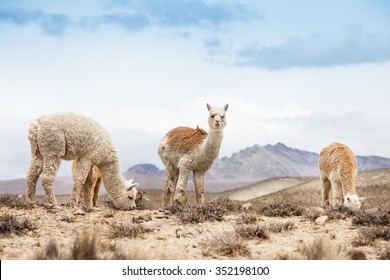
378, 246, 390, 260
0, 213, 39, 236
59, 212, 77, 223
0, 195, 32, 209
358, 183, 390, 210
352, 210, 390, 227
298, 237, 341, 260
168, 197, 238, 224
236, 212, 258, 224
108, 222, 145, 239
202, 232, 250, 257
353, 226, 390, 246
257, 201, 305, 217
234, 224, 269, 239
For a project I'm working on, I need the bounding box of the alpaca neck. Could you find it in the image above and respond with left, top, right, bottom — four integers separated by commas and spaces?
202, 127, 224, 161
98, 160, 126, 200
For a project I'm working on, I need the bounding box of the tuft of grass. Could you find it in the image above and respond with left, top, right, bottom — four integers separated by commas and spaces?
299, 237, 341, 260
348, 249, 367, 260
0, 213, 39, 236
352, 210, 390, 227
202, 232, 250, 257
0, 195, 33, 209
234, 224, 269, 239
352, 226, 390, 246
35, 239, 62, 260
109, 222, 145, 239
258, 201, 305, 217
71, 234, 99, 260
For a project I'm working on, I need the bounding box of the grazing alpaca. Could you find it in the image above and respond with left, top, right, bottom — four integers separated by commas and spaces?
26, 112, 138, 210
158, 103, 228, 206
319, 142, 362, 210
72, 160, 102, 208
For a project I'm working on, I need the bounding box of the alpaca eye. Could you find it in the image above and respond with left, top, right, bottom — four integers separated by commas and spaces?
211, 115, 215, 118
128, 196, 134, 200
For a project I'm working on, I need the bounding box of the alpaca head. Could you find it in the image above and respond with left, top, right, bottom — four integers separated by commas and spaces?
344, 194, 361, 211
113, 179, 138, 210
207, 103, 228, 130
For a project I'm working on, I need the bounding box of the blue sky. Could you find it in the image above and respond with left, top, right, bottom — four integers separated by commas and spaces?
1, 0, 390, 179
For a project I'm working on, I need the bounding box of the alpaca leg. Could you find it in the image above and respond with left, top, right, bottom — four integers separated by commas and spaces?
331, 180, 343, 210
26, 156, 43, 205
41, 156, 62, 208
174, 167, 190, 205
71, 158, 92, 208
92, 176, 102, 207
162, 165, 176, 207
320, 175, 331, 208
193, 170, 206, 205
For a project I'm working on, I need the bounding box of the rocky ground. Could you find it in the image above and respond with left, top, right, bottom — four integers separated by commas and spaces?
1, 194, 389, 260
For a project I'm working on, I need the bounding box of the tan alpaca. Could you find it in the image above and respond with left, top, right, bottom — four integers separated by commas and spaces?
319, 142, 362, 210
72, 160, 102, 208
158, 104, 228, 206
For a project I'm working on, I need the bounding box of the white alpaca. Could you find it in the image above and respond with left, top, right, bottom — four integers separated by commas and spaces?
158, 103, 228, 206
319, 142, 362, 210
26, 112, 138, 210
72, 160, 102, 209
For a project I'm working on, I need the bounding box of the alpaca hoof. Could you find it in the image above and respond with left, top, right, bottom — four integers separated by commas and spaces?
44, 203, 61, 210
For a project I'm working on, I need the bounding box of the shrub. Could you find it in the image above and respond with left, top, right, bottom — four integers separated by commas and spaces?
258, 201, 305, 217
202, 232, 250, 257
109, 222, 145, 239
0, 213, 39, 236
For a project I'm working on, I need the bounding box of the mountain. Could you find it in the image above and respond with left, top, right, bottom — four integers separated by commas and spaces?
2, 143, 390, 194
208, 142, 390, 182
125, 164, 165, 177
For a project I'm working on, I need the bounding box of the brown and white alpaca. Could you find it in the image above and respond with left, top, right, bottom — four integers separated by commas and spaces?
158, 103, 228, 206
26, 112, 138, 210
319, 142, 362, 210
72, 160, 102, 209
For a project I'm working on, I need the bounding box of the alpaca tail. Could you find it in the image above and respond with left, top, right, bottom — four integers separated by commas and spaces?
28, 118, 41, 156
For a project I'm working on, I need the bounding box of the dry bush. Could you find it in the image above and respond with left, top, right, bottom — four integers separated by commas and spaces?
234, 224, 269, 239
169, 197, 238, 224
0, 213, 39, 236
347, 249, 367, 260
236, 212, 258, 224
352, 210, 390, 227
352, 226, 390, 246
109, 222, 145, 239
202, 232, 250, 257
0, 195, 32, 209
257, 201, 305, 217
135, 190, 147, 210
59, 212, 76, 223
299, 237, 341, 260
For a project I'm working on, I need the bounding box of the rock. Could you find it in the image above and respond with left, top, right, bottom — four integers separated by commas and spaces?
74, 209, 86, 216
315, 215, 329, 225
133, 210, 153, 223
141, 220, 161, 232
241, 203, 253, 211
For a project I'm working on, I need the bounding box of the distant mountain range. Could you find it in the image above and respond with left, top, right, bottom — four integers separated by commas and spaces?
2, 143, 390, 194
128, 142, 390, 183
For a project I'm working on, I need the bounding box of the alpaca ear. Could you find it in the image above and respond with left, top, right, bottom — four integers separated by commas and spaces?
224, 104, 229, 111
207, 103, 212, 111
